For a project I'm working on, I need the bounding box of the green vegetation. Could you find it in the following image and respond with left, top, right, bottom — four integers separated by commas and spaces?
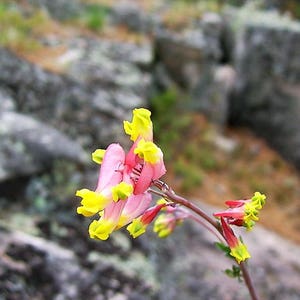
151, 88, 191, 161
151, 89, 222, 191
174, 159, 204, 192
0, 3, 48, 51
78, 4, 109, 32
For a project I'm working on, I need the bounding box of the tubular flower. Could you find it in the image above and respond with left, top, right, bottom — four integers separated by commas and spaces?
127, 203, 166, 238
153, 204, 188, 238
76, 143, 125, 217
213, 192, 266, 230
221, 218, 251, 264
123, 108, 153, 141
153, 214, 178, 238
92, 149, 106, 164
89, 200, 127, 240
76, 108, 166, 240
116, 192, 152, 229
125, 138, 166, 195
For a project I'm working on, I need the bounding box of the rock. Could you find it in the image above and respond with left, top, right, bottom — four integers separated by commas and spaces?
0, 88, 15, 112
66, 38, 152, 100
153, 16, 231, 125
0, 111, 87, 181
0, 47, 141, 148
191, 65, 236, 126
154, 28, 215, 90
0, 225, 158, 300
110, 1, 160, 33
28, 0, 82, 20
228, 8, 300, 169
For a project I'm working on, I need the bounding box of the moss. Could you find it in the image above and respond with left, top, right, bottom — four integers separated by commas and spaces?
0, 3, 49, 51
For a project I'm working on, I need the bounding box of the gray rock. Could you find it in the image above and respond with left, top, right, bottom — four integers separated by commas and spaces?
154, 28, 215, 90
0, 88, 15, 112
0, 111, 87, 181
228, 10, 300, 169
66, 38, 152, 101
28, 0, 82, 20
0, 48, 140, 148
110, 1, 160, 33
191, 65, 235, 126
0, 226, 157, 300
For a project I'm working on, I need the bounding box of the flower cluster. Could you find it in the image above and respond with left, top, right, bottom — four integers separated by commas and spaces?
76, 108, 166, 240
214, 192, 266, 230
153, 201, 189, 238
214, 192, 266, 263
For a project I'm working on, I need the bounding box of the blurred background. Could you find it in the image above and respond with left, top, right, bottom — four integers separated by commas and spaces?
0, 0, 300, 299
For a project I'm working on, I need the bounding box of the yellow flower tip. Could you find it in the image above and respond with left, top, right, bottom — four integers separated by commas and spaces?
124, 108, 153, 141
156, 198, 168, 205
251, 191, 266, 209
134, 139, 161, 164
243, 192, 266, 229
76, 188, 110, 217
111, 182, 133, 202
230, 241, 251, 264
88, 219, 115, 240
92, 149, 106, 164
127, 219, 146, 238
244, 219, 256, 231
153, 214, 173, 238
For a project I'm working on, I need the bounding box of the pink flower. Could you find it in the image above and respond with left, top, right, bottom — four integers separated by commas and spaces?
125, 138, 166, 194
76, 143, 126, 217
76, 108, 167, 240
214, 192, 266, 230
127, 203, 166, 238
220, 217, 251, 264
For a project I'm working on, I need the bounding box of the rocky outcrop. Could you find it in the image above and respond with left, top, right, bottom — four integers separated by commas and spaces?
0, 226, 157, 300
1, 200, 300, 300
28, 0, 82, 20
228, 9, 300, 169
0, 47, 148, 151
0, 111, 87, 181
153, 13, 232, 126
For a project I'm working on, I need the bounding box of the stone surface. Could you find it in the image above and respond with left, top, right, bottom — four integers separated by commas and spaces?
1, 199, 300, 300
0, 111, 87, 181
66, 38, 152, 99
0, 226, 157, 300
28, 0, 82, 20
0, 88, 15, 112
0, 47, 145, 149
228, 9, 300, 169
110, 1, 160, 33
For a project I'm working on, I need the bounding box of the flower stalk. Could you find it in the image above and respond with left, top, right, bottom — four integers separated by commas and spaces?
75, 107, 265, 300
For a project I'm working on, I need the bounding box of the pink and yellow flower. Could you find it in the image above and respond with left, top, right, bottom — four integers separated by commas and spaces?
214, 192, 266, 230
220, 217, 251, 264
127, 202, 166, 238
153, 204, 188, 238
76, 108, 166, 240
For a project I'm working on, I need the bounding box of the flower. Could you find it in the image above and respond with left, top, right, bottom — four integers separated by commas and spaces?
213, 192, 266, 230
123, 108, 153, 142
127, 203, 166, 238
125, 138, 166, 194
220, 217, 251, 264
153, 203, 188, 238
76, 143, 126, 217
76, 108, 166, 240
89, 200, 127, 240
